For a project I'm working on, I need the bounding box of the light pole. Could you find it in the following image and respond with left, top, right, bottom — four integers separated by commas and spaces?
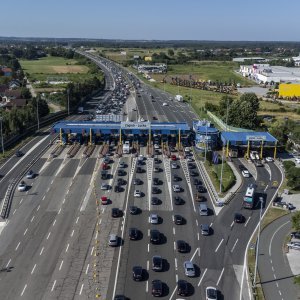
253, 197, 264, 287
36, 96, 40, 131
0, 116, 4, 155
67, 88, 70, 115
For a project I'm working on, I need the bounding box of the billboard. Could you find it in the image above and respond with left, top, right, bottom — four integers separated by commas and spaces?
279, 84, 300, 97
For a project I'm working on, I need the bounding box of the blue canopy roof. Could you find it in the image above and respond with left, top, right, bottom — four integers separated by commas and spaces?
221, 131, 277, 144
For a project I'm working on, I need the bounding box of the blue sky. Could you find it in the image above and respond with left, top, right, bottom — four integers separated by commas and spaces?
1, 0, 300, 41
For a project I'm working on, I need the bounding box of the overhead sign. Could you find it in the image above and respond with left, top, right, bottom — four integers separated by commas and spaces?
121, 121, 151, 129
246, 135, 266, 141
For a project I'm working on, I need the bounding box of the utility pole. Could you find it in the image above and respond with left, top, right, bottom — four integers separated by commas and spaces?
253, 197, 264, 287
67, 88, 70, 115
36, 96, 40, 131
0, 116, 4, 155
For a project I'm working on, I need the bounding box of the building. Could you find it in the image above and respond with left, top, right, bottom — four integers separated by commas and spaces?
279, 83, 300, 98
193, 120, 219, 151
0, 67, 12, 77
233, 57, 267, 63
137, 64, 167, 74
239, 64, 300, 84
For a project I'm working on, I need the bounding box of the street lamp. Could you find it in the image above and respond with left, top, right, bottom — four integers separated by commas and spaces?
0, 116, 4, 154
67, 88, 70, 115
36, 96, 40, 131
253, 197, 264, 287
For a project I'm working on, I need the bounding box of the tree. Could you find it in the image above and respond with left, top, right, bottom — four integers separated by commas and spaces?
168, 49, 174, 56
292, 211, 300, 231
219, 95, 234, 119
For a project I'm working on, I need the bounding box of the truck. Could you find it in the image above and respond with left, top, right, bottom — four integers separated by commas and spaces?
123, 141, 130, 154
175, 95, 183, 102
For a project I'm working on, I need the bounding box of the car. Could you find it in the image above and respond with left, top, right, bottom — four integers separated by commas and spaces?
17, 181, 27, 192
174, 196, 184, 205
119, 161, 126, 168
114, 185, 122, 193
176, 240, 188, 253
101, 196, 108, 205
117, 178, 126, 185
177, 280, 189, 296
188, 163, 196, 169
114, 295, 127, 300
174, 214, 184, 225
206, 286, 218, 300
183, 261, 195, 277
173, 185, 181, 192
108, 234, 118, 246
140, 117, 145, 122
151, 279, 163, 297
152, 116, 157, 120
171, 162, 178, 169
117, 169, 126, 176
173, 174, 181, 182
265, 157, 274, 162
197, 185, 206, 193
154, 144, 160, 150
132, 266, 143, 281
152, 255, 163, 271
187, 157, 194, 162
15, 150, 23, 157
195, 193, 206, 202
129, 205, 139, 215
137, 154, 144, 161
291, 232, 300, 239
153, 178, 160, 185
295, 157, 300, 164
134, 190, 142, 197
234, 212, 244, 223
129, 228, 139, 240
242, 170, 250, 178
151, 197, 160, 205
287, 242, 300, 250
111, 208, 122, 218
101, 170, 108, 179
133, 178, 142, 185
153, 167, 160, 173
150, 229, 161, 244
149, 214, 159, 224
154, 158, 161, 164
193, 178, 202, 185
238, 164, 246, 171
200, 224, 210, 236
189, 170, 198, 176
162, 102, 168, 106
152, 187, 160, 194
101, 183, 109, 190
136, 167, 143, 173
171, 155, 177, 161
26, 170, 35, 179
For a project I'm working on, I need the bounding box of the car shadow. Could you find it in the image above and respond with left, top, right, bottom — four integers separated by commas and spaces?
163, 259, 170, 272
194, 264, 201, 278
161, 283, 169, 297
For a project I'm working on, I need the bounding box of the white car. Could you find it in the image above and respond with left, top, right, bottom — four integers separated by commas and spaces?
18, 181, 27, 192
140, 117, 145, 122
242, 170, 250, 178
108, 234, 118, 247
187, 157, 194, 162
287, 242, 300, 250
149, 214, 159, 224
101, 183, 109, 190
162, 102, 168, 106
154, 144, 160, 149
173, 185, 181, 192
265, 157, 274, 162
206, 286, 218, 300
295, 157, 300, 164
134, 190, 142, 197
138, 155, 144, 161
171, 162, 178, 169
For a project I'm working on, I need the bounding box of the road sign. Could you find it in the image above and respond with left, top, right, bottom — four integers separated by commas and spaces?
246, 135, 266, 141
121, 121, 151, 129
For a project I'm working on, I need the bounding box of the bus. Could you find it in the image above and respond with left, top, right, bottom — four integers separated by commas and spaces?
243, 184, 255, 209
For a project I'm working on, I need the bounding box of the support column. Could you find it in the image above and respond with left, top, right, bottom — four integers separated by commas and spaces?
273, 141, 277, 159
178, 129, 181, 150
60, 128, 62, 145
90, 128, 92, 145
246, 140, 250, 159
260, 140, 264, 159
226, 141, 229, 158
119, 128, 122, 146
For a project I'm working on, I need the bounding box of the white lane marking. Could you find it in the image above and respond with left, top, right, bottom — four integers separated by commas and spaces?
51, 280, 56, 292
42, 195, 45, 201
52, 219, 56, 226
86, 264, 90, 274
276, 282, 279, 288
20, 198, 23, 204
269, 220, 290, 256
196, 219, 198, 226
148, 229, 150, 236
215, 239, 224, 252
197, 233, 200, 240
244, 217, 251, 227
278, 290, 281, 296
58, 208, 61, 215
6, 259, 11, 268
31, 264, 36, 274
270, 259, 273, 264
198, 268, 207, 286
15, 242, 21, 251
231, 239, 239, 253
175, 258, 178, 270
40, 247, 44, 256
79, 283, 84, 295
173, 227, 175, 235
217, 267, 225, 286
274, 273, 277, 279
59, 260, 64, 271
71, 229, 75, 237
13, 209, 17, 215
272, 266, 274, 272
210, 222, 213, 227
147, 260, 149, 271
146, 281, 148, 293
76, 217, 79, 224
264, 184, 269, 192
147, 244, 150, 253
174, 241, 176, 251
20, 284, 27, 296
90, 246, 94, 256
95, 231, 98, 240
46, 232, 51, 240
23, 228, 28, 236
168, 285, 177, 300
36, 205, 40, 211
190, 247, 199, 262
65, 243, 69, 253
66, 189, 69, 194
230, 221, 235, 227
176, 274, 178, 282
62, 198, 65, 204
99, 219, 102, 225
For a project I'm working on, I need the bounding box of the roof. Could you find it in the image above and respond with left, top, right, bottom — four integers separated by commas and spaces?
221, 131, 277, 143
4, 98, 27, 108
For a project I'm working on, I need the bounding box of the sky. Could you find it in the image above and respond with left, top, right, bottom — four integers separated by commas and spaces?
1, 0, 300, 41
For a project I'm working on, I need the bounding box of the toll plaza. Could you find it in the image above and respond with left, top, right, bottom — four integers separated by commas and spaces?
220, 131, 278, 159
51, 121, 192, 158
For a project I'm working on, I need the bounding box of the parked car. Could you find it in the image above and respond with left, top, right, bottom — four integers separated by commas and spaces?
173, 174, 181, 182
101, 196, 108, 205
111, 208, 122, 218
242, 170, 250, 178
132, 266, 143, 281
174, 214, 184, 225
151, 197, 160, 205
173, 185, 181, 192
133, 178, 142, 185
129, 228, 139, 240
150, 229, 161, 244
152, 255, 163, 271
129, 205, 139, 215
151, 279, 163, 297
171, 162, 178, 169
206, 286, 218, 300
108, 234, 118, 246
176, 240, 188, 253
15, 150, 23, 157
101, 183, 109, 190
177, 280, 189, 296
152, 187, 160, 194
149, 214, 159, 224
174, 196, 184, 205
183, 261, 195, 277
134, 190, 142, 197
287, 242, 300, 250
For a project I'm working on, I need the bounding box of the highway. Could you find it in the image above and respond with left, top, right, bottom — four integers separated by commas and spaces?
0, 52, 284, 300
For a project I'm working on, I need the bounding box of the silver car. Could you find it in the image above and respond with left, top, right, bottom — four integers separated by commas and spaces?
108, 234, 118, 246
149, 214, 159, 224
183, 260, 195, 277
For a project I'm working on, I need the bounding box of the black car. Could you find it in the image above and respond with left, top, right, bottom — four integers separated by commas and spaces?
132, 266, 143, 281
173, 174, 181, 182
111, 208, 122, 218
101, 170, 108, 179
152, 187, 160, 194
133, 178, 142, 185
117, 169, 126, 176
129, 228, 139, 240
291, 231, 300, 239
176, 240, 188, 253
152, 256, 163, 271
114, 185, 122, 193
114, 295, 127, 300
177, 280, 189, 296
189, 170, 198, 177
197, 185, 206, 193
234, 213, 244, 223
188, 163, 196, 169
129, 206, 139, 215
239, 164, 246, 171
15, 150, 23, 157
153, 178, 160, 185
193, 178, 202, 186
136, 167, 143, 173
174, 196, 184, 205
154, 158, 161, 164
152, 280, 163, 297
174, 215, 184, 225
151, 197, 160, 205
117, 178, 126, 185
150, 229, 161, 244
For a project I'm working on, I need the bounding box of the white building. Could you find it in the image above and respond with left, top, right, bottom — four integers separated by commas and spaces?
233, 57, 267, 63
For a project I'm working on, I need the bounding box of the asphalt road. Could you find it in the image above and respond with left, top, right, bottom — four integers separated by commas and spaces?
258, 214, 300, 300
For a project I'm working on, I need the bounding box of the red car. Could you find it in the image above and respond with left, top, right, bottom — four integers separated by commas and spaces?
101, 196, 108, 205
101, 163, 108, 170
171, 155, 177, 161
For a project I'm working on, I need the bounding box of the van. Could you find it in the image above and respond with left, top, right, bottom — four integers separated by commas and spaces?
199, 203, 208, 216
